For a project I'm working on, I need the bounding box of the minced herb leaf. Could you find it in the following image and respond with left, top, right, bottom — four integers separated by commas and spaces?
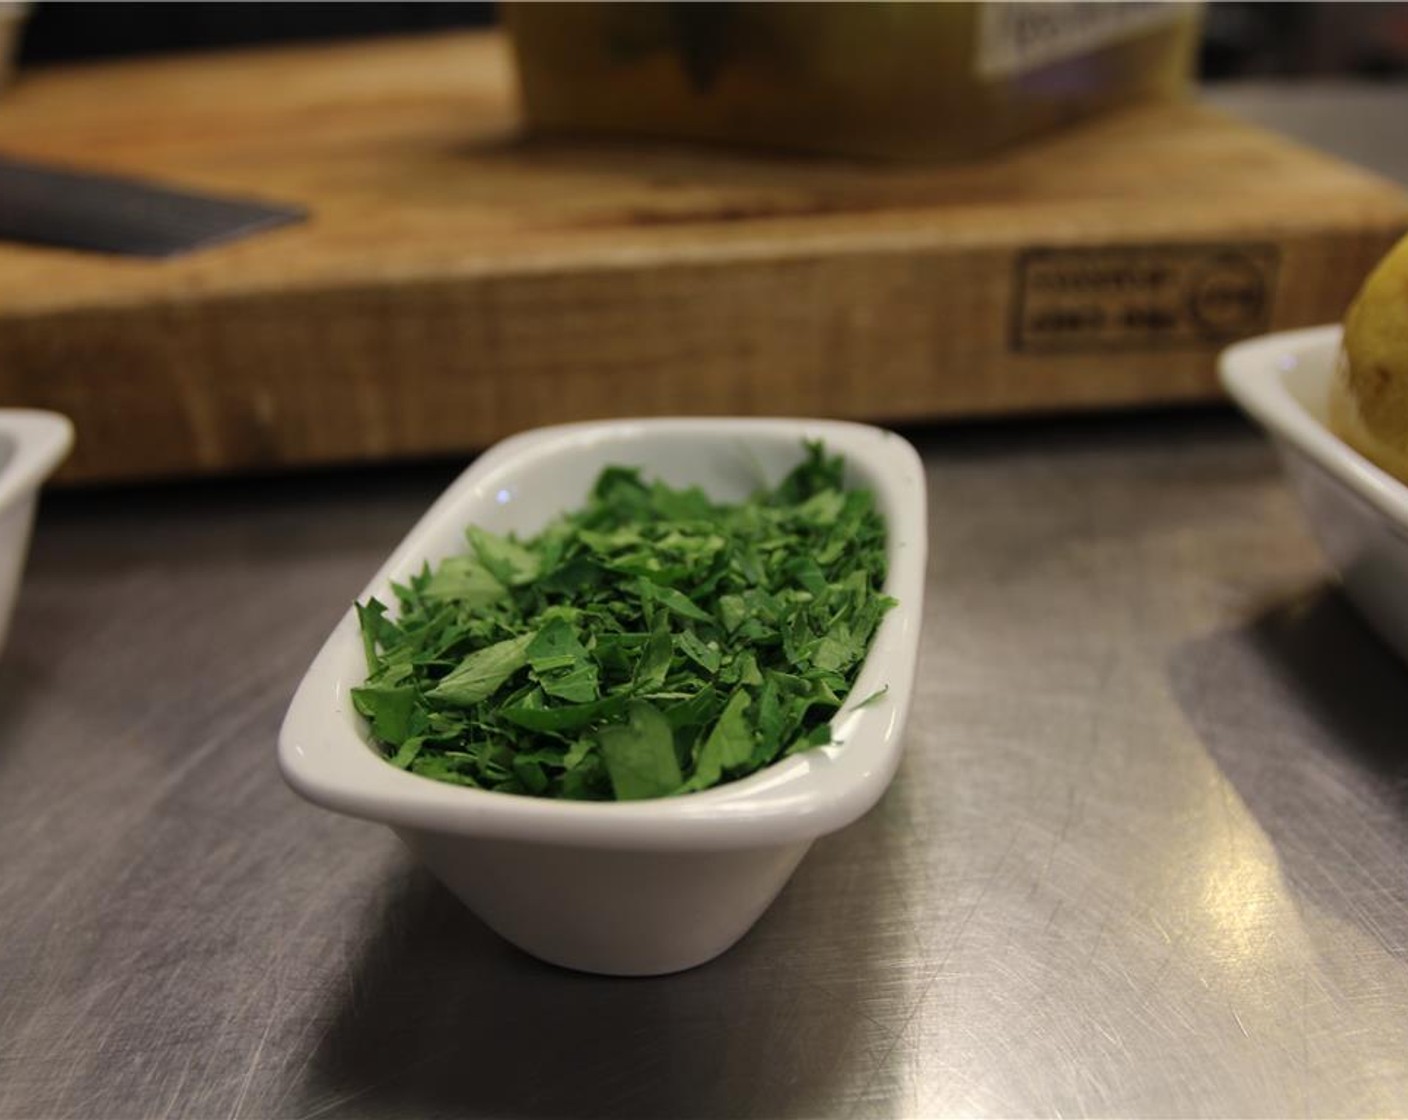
598, 700, 682, 800
427, 631, 537, 707
352, 443, 894, 801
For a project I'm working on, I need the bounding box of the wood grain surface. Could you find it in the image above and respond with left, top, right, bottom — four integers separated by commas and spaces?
0, 32, 1402, 481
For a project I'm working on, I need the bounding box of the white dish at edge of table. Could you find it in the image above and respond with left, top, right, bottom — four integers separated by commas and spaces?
0, 411, 73, 656
1221, 325, 1408, 665
279, 417, 928, 976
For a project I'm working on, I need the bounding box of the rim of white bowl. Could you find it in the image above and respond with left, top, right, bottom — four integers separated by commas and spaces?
1219, 324, 1408, 531
278, 417, 928, 852
0, 410, 74, 512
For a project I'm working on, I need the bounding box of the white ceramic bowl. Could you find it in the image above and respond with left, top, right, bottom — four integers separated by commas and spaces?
280, 418, 927, 975
0, 411, 73, 655
1220, 325, 1408, 663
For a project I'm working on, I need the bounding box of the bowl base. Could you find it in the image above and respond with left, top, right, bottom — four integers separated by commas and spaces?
398, 829, 813, 976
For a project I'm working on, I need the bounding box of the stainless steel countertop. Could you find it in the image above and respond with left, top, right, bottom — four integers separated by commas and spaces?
2, 407, 1406, 1119
1206, 81, 1408, 189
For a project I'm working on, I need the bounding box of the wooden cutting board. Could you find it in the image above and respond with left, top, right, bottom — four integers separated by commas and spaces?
0, 31, 1403, 482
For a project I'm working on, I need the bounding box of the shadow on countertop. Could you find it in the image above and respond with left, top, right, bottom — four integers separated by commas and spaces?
293, 811, 900, 1120
1168, 586, 1408, 945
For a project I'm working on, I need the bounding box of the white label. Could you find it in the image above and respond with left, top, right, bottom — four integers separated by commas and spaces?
976, 2, 1191, 80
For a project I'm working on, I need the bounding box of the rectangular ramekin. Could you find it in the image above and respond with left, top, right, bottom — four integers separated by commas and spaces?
279, 418, 927, 975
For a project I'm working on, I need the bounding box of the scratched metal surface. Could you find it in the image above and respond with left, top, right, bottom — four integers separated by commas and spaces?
1, 408, 1406, 1119
1206, 82, 1408, 190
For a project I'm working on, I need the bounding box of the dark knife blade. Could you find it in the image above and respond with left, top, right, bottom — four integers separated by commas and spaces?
0, 155, 307, 258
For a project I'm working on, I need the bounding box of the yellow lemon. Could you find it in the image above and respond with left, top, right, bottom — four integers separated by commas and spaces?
1333, 231, 1408, 485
